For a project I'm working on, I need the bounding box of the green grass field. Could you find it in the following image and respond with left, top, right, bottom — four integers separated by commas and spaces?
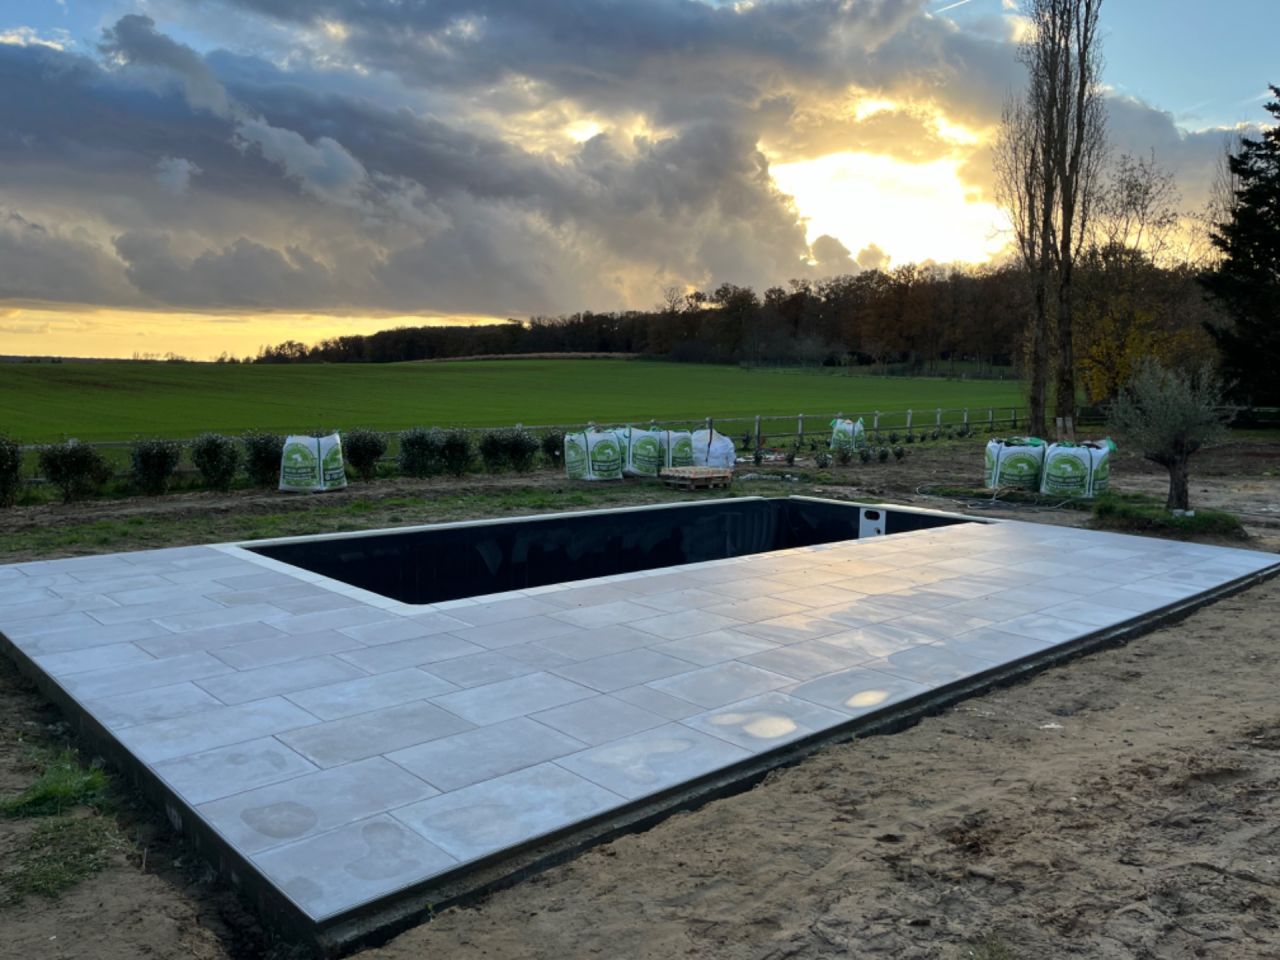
0, 359, 1025, 443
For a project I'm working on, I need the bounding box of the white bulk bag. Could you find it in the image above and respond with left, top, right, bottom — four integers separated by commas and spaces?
564, 432, 590, 480
564, 430, 623, 481
657, 430, 694, 468
1041, 439, 1116, 498
615, 426, 663, 478
829, 417, 865, 450
280, 433, 347, 493
983, 437, 1045, 491
691, 429, 736, 470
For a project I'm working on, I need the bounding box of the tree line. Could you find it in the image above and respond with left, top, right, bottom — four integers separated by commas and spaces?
245, 255, 1217, 404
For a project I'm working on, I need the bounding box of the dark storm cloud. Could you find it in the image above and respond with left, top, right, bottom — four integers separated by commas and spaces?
0, 22, 811, 314
0, 4, 1243, 318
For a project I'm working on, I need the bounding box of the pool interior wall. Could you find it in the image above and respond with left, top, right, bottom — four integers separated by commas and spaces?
251, 497, 970, 605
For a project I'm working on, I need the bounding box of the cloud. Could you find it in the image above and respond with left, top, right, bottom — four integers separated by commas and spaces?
100, 15, 232, 117
0, 211, 139, 307
0, 5, 1248, 322
856, 243, 891, 271
0, 26, 71, 50
154, 156, 203, 194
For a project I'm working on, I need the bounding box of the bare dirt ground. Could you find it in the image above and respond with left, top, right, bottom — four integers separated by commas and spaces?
0, 438, 1278, 960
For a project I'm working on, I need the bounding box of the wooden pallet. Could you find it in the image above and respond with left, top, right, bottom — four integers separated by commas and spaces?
659, 467, 734, 490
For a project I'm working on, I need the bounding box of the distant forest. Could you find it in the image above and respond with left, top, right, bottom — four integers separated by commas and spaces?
244, 257, 1218, 404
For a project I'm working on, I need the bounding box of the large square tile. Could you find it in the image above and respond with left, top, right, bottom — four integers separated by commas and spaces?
557, 724, 751, 799
394, 763, 621, 862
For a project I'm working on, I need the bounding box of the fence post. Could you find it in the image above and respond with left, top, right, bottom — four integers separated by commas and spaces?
935, 408, 942, 428
906, 409, 913, 433
1010, 408, 1017, 430
987, 408, 994, 432
705, 416, 711, 433
963, 408, 969, 428
797, 413, 804, 443
754, 415, 761, 449
873, 410, 880, 431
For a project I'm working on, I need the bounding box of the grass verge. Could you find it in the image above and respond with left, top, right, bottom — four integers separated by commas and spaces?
1091, 492, 1247, 539
0, 815, 125, 904
0, 745, 124, 906
1, 748, 110, 818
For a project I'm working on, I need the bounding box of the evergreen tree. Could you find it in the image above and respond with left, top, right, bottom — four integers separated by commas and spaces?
1200, 85, 1280, 404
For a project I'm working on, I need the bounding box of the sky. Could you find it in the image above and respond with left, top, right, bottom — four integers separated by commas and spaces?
0, 0, 1276, 359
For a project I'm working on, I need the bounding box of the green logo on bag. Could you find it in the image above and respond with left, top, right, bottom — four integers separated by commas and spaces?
1045, 453, 1087, 493
1092, 455, 1110, 492
282, 440, 317, 487
591, 437, 621, 476
634, 436, 660, 474
565, 436, 588, 479
1002, 453, 1038, 477
670, 436, 693, 467
321, 443, 345, 487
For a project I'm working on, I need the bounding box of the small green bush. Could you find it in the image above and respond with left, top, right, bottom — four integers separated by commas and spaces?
753, 447, 765, 466
814, 450, 832, 468
398, 427, 444, 477
1092, 492, 1246, 539
540, 432, 565, 468
479, 428, 539, 472
242, 431, 284, 487
190, 433, 241, 491
835, 446, 853, 466
877, 447, 890, 463
0, 435, 22, 507
893, 445, 906, 460
785, 446, 797, 466
344, 429, 387, 482
858, 446, 872, 464
440, 429, 474, 477
38, 441, 111, 502
128, 438, 181, 495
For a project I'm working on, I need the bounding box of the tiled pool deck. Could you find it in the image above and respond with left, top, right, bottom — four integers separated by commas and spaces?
0, 508, 1276, 947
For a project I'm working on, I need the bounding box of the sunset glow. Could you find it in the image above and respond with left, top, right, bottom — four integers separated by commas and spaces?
0, 1, 1273, 358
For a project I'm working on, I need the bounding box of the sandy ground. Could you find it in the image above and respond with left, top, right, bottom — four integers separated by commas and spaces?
0, 439, 1277, 959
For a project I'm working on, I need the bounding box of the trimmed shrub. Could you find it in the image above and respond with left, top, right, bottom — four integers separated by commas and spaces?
479, 428, 539, 472
38, 441, 111, 502
835, 446, 853, 466
540, 432, 564, 468
190, 433, 241, 491
440, 429, 474, 477
344, 429, 387, 482
0, 435, 23, 507
753, 447, 765, 466
858, 446, 872, 464
242, 431, 285, 487
814, 450, 832, 468
877, 447, 890, 463
129, 438, 182, 495
398, 427, 444, 478
893, 445, 906, 460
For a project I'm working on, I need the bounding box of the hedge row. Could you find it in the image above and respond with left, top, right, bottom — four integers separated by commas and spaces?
0, 428, 565, 505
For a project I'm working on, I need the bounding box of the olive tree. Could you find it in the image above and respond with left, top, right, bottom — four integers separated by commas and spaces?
1106, 361, 1232, 511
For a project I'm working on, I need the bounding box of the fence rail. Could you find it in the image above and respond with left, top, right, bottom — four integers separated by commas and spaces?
18, 403, 1269, 484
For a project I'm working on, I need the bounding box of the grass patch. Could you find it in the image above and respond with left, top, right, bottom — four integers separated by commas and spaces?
1, 749, 110, 818
0, 359, 1025, 443
0, 479, 768, 561
0, 816, 124, 904
1091, 492, 1247, 539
